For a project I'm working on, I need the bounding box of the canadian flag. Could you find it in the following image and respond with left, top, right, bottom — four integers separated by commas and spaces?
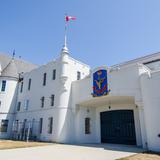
65, 16, 76, 22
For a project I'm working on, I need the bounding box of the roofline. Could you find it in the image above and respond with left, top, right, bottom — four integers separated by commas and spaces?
0, 75, 19, 80
111, 51, 160, 68
68, 56, 91, 68
0, 53, 38, 67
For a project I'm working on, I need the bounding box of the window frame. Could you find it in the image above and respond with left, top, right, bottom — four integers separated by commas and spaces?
20, 81, 23, 93
77, 71, 81, 80
1, 80, 6, 92
24, 99, 29, 110
50, 94, 55, 106
52, 69, 56, 80
48, 117, 53, 134
85, 117, 91, 134
43, 73, 47, 86
0, 119, 9, 132
17, 101, 21, 111
39, 118, 43, 134
41, 96, 45, 108
28, 78, 31, 90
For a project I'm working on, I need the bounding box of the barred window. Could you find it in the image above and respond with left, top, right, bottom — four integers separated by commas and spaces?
1, 80, 6, 92
24, 99, 29, 110
77, 71, 81, 80
28, 78, 31, 90
14, 120, 19, 131
85, 117, 91, 134
43, 73, 47, 86
41, 97, 45, 108
50, 94, 55, 106
20, 81, 23, 93
0, 120, 9, 132
48, 117, 53, 134
52, 69, 56, 80
17, 102, 21, 111
39, 118, 43, 134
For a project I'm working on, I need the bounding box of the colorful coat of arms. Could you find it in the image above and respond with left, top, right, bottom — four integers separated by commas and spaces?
92, 69, 108, 97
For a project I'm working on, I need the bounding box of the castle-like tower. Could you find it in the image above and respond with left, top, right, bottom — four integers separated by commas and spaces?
9, 43, 90, 142
54, 44, 74, 142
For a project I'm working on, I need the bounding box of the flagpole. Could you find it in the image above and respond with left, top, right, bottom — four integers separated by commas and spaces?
64, 20, 67, 48
62, 14, 76, 53
62, 14, 68, 52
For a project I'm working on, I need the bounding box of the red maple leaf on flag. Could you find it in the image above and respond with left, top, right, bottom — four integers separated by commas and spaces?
66, 16, 76, 22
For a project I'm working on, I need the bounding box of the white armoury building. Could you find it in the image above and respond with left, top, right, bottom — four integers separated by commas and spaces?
0, 43, 160, 152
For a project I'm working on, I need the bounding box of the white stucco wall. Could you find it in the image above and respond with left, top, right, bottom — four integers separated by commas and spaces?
0, 77, 18, 138
15, 54, 90, 143
1, 51, 160, 152
140, 71, 160, 151
72, 65, 145, 147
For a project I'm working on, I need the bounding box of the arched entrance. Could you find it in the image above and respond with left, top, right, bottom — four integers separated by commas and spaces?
100, 110, 136, 145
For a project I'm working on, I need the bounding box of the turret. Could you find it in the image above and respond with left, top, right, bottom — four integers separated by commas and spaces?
0, 63, 2, 76
53, 17, 76, 143
1, 58, 18, 79
59, 44, 69, 91
0, 57, 19, 139
53, 38, 74, 142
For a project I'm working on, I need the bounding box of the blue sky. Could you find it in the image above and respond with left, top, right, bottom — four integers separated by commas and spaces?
0, 0, 160, 67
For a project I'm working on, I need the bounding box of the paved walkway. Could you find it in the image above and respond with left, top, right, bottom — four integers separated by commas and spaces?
0, 143, 144, 160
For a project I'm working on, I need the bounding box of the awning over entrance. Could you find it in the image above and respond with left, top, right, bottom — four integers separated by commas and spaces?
78, 95, 135, 107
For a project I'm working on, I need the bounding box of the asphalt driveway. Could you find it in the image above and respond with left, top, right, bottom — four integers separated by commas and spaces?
0, 143, 144, 160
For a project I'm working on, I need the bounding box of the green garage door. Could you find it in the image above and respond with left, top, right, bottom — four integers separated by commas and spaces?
100, 110, 136, 145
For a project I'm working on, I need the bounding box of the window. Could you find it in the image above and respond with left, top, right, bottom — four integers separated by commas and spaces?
1, 80, 6, 92
43, 73, 47, 86
48, 117, 53, 134
85, 118, 91, 134
23, 119, 27, 129
41, 97, 45, 108
28, 79, 31, 90
13, 120, 19, 131
0, 120, 9, 132
17, 102, 21, 111
52, 69, 56, 80
50, 94, 55, 106
20, 81, 23, 93
77, 71, 81, 80
144, 59, 160, 71
39, 118, 43, 134
24, 99, 29, 110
